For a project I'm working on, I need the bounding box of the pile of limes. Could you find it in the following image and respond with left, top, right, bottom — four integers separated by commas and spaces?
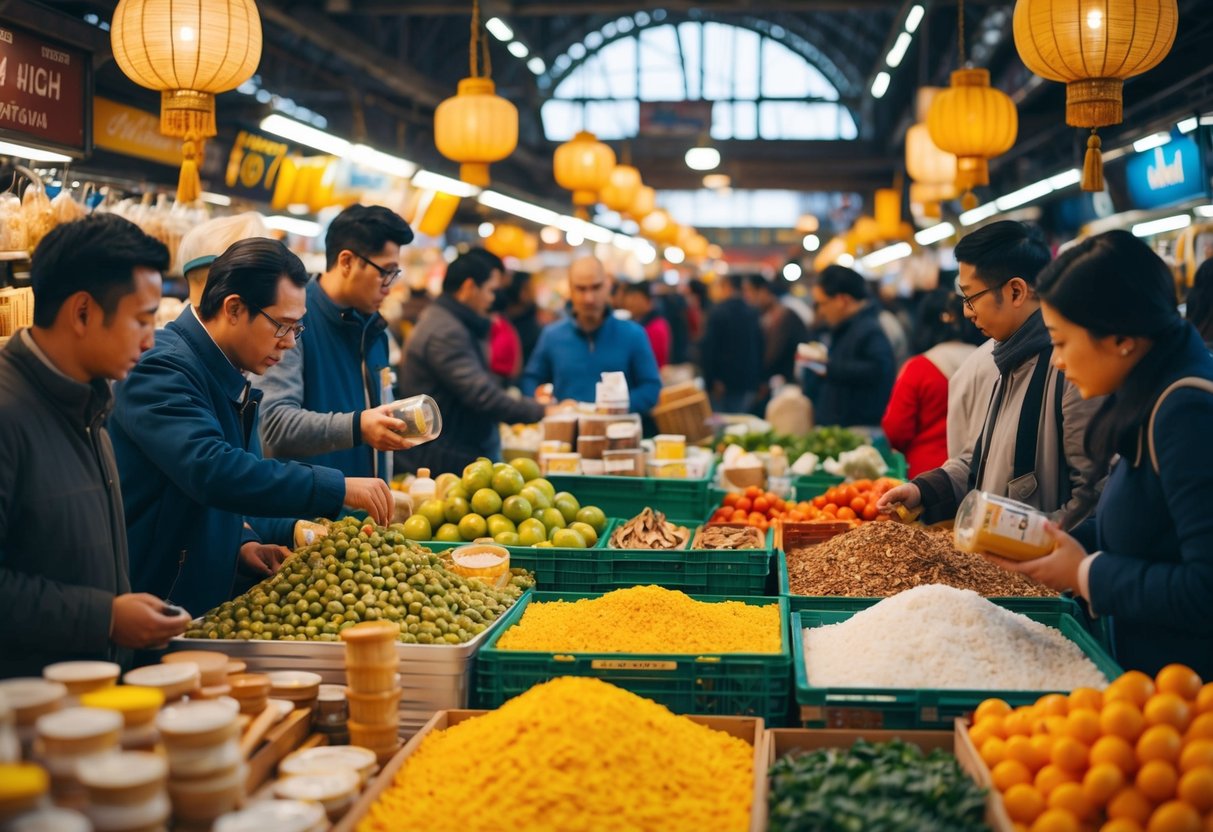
401, 458, 608, 550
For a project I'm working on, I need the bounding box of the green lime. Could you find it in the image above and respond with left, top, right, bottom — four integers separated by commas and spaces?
569, 521, 598, 547
534, 540, 554, 548
551, 528, 587, 548
443, 497, 470, 524
491, 467, 525, 498
492, 462, 511, 476
519, 486, 551, 512
539, 507, 566, 533
417, 499, 447, 530
461, 461, 492, 494
435, 472, 460, 498
486, 514, 516, 537
525, 478, 556, 500
553, 492, 581, 524
517, 518, 547, 546
471, 488, 503, 517
493, 531, 521, 546
575, 506, 608, 535
510, 457, 542, 482
434, 523, 463, 543
402, 514, 432, 541
502, 495, 533, 524
444, 484, 468, 503
457, 513, 488, 541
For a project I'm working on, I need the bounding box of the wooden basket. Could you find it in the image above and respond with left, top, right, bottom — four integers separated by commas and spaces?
651, 384, 712, 443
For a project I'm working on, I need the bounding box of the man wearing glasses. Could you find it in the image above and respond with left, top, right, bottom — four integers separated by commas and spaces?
877, 221, 1105, 529
259, 204, 416, 484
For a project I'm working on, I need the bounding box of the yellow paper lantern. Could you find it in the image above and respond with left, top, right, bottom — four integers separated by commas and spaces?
684, 234, 709, 260
1013, 0, 1178, 191
415, 191, 461, 238
434, 79, 518, 187
795, 214, 819, 234
910, 182, 957, 219
874, 189, 902, 240
485, 224, 524, 259
906, 124, 957, 192
640, 208, 672, 241
110, 0, 262, 203
599, 165, 642, 213
927, 68, 1017, 210
851, 216, 881, 248
554, 131, 616, 217
628, 185, 657, 220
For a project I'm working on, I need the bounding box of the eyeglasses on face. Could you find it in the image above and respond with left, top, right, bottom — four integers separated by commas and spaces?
955, 279, 1001, 312
352, 252, 403, 288
249, 304, 306, 339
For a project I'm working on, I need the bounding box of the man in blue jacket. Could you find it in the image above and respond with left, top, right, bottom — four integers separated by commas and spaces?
521, 256, 662, 412
110, 239, 393, 619
258, 205, 416, 481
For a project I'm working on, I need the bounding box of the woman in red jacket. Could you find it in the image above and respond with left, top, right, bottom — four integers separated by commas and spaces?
881, 289, 983, 477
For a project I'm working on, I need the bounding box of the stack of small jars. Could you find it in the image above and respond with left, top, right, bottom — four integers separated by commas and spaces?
340, 622, 401, 764
156, 700, 246, 829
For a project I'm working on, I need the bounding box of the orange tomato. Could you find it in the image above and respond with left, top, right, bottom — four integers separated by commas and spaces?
1177, 766, 1213, 813
1136, 760, 1179, 802
773, 498, 787, 512
1155, 665, 1203, 701
748, 512, 767, 526
1067, 708, 1104, 745
822, 503, 838, 516
1069, 687, 1104, 713
1005, 783, 1047, 824
1036, 764, 1078, 797
1038, 694, 1070, 718
1138, 725, 1184, 766
861, 504, 879, 521
1187, 713, 1213, 741
1145, 694, 1193, 733
1052, 737, 1090, 773
722, 492, 741, 508
1195, 683, 1213, 715
1009, 736, 1045, 772
744, 485, 762, 499
852, 478, 874, 491
839, 485, 858, 504
1049, 782, 1095, 821
1082, 762, 1126, 806
836, 506, 857, 521
1103, 701, 1148, 743
1092, 735, 1140, 775
752, 497, 770, 514
731, 509, 748, 523
1144, 801, 1202, 832
1179, 740, 1213, 774
849, 496, 867, 514
982, 737, 1010, 769
1108, 672, 1158, 709
1108, 787, 1155, 824
812, 495, 828, 508
994, 759, 1035, 791
735, 497, 752, 513
1030, 808, 1081, 832
787, 510, 805, 522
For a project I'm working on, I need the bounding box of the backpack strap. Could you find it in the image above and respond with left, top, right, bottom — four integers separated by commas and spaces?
1053, 366, 1072, 504
1141, 377, 1213, 473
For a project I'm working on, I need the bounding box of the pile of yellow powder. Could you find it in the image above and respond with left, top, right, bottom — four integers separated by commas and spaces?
495, 585, 782, 654
356, 677, 755, 832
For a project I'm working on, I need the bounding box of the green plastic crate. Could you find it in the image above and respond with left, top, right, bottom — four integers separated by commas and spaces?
419, 526, 613, 593
546, 469, 713, 520
791, 602, 1122, 729
589, 522, 773, 595
476, 591, 792, 723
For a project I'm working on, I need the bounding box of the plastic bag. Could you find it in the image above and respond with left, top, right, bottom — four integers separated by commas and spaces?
0, 193, 28, 252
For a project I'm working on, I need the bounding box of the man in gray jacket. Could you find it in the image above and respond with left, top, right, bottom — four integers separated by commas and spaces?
0, 215, 190, 676
878, 222, 1105, 528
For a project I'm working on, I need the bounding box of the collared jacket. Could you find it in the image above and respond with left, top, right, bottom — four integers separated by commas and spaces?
399, 295, 545, 474
815, 303, 895, 427
258, 278, 391, 480
0, 332, 130, 676
110, 310, 346, 618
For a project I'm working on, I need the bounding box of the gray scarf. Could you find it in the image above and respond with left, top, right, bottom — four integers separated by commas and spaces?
992, 309, 1051, 375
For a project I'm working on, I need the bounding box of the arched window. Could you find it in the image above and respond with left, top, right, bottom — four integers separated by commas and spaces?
541, 20, 858, 142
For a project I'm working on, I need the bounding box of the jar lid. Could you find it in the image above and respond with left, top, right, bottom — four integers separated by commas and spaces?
35, 707, 122, 740
279, 746, 377, 779
79, 686, 164, 715
156, 701, 236, 735
42, 661, 120, 685
4, 806, 91, 832
214, 800, 326, 832
77, 751, 167, 789
338, 622, 398, 644
0, 763, 49, 802
266, 671, 322, 690
162, 651, 229, 673
272, 770, 359, 803
0, 678, 67, 710
317, 684, 348, 702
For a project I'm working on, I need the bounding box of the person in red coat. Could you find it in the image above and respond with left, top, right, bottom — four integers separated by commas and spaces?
881, 289, 983, 477
621, 281, 671, 368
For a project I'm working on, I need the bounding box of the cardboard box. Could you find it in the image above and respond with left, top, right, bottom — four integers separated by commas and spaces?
334, 710, 769, 832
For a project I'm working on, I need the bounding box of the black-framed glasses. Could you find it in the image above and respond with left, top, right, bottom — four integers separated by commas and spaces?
353, 252, 403, 288
249, 305, 306, 339
955, 279, 1000, 312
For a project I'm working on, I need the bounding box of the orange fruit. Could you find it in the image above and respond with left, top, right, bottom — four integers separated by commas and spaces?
1084, 762, 1128, 806
1156, 666, 1203, 702
983, 736, 1010, 769
1070, 687, 1105, 713
1104, 701, 1149, 743
1137, 760, 1180, 802
1186, 714, 1213, 742
1145, 801, 1202, 832
1068, 708, 1104, 745
1195, 683, 1213, 715
1108, 787, 1155, 824
1176, 766, 1213, 813
1044, 715, 1071, 736
1139, 725, 1184, 766
1010, 735, 1048, 772
1053, 736, 1091, 773
969, 721, 999, 749
1101, 820, 1146, 832
1007, 708, 1037, 737
1038, 693, 1070, 717
1146, 694, 1194, 733
1180, 741, 1213, 774
977, 698, 1014, 723
1109, 673, 1159, 708
1037, 764, 1079, 797
1005, 782, 1047, 824
1049, 781, 1095, 821
1031, 808, 1081, 832
1031, 735, 1058, 770
1093, 736, 1141, 775
995, 759, 1035, 791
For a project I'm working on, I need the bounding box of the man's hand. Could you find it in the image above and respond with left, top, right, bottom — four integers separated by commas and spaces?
238, 541, 291, 576
875, 482, 922, 514
534, 383, 555, 405
360, 404, 420, 452
111, 593, 190, 649
345, 477, 393, 527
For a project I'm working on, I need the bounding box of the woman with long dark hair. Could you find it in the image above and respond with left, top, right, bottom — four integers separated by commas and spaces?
986, 230, 1213, 677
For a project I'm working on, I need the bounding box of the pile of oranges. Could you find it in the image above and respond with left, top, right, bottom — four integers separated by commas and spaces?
808, 478, 903, 523
967, 664, 1213, 832
710, 479, 904, 529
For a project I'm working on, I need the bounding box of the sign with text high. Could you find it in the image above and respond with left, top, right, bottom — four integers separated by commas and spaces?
0, 23, 90, 156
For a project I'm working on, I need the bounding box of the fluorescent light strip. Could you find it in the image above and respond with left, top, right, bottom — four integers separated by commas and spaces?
996, 180, 1056, 211
959, 202, 999, 226
837, 253, 855, 268
1132, 214, 1191, 237
1178, 117, 1199, 134
260, 114, 349, 156
412, 169, 481, 198
1133, 132, 1172, 153
1048, 169, 1082, 189
348, 144, 417, 178
886, 32, 912, 68
0, 140, 72, 162
861, 242, 912, 269
914, 222, 955, 246
485, 17, 514, 41
507, 41, 529, 58
1195, 205, 1213, 218
1202, 116, 1213, 126
200, 192, 232, 206
478, 190, 562, 227
527, 57, 546, 75
871, 71, 891, 99
904, 4, 925, 33
265, 216, 322, 237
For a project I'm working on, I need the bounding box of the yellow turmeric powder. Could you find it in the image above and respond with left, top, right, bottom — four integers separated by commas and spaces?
495, 585, 782, 654
356, 677, 755, 832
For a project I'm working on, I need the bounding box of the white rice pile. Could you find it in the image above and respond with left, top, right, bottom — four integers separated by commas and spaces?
803, 584, 1109, 691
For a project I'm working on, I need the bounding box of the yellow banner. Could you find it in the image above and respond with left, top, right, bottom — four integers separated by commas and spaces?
93, 97, 181, 167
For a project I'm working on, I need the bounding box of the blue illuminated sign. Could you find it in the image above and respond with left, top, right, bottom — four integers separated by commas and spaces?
1124, 132, 1209, 210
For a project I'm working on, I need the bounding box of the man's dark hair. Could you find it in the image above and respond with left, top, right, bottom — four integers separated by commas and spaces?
442, 251, 497, 295
324, 204, 414, 270
743, 274, 772, 293
953, 220, 1051, 289
817, 265, 868, 300
723, 273, 744, 292
623, 281, 652, 299
199, 238, 309, 320
31, 214, 169, 328
464, 247, 505, 275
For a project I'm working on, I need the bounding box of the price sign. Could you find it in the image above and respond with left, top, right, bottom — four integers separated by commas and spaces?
0, 23, 90, 156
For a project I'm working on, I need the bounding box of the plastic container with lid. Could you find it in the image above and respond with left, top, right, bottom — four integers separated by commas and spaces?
271, 770, 359, 821
345, 687, 402, 725
0, 763, 50, 820
0, 690, 18, 764
447, 544, 510, 583
408, 468, 437, 505
315, 685, 349, 727
953, 490, 1055, 561
162, 651, 229, 687
386, 394, 442, 442
647, 459, 689, 479
654, 434, 687, 461
278, 745, 378, 785
162, 737, 240, 780
34, 707, 123, 758
3, 805, 91, 832
213, 800, 327, 832
166, 762, 247, 823
344, 665, 399, 695
338, 623, 399, 669
155, 701, 239, 750
79, 687, 164, 752
541, 453, 581, 475
42, 662, 120, 697
82, 791, 170, 832
226, 673, 271, 716
77, 751, 167, 806
122, 663, 199, 703
266, 672, 322, 707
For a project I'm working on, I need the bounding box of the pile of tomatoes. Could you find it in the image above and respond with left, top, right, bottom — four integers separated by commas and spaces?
709, 479, 903, 529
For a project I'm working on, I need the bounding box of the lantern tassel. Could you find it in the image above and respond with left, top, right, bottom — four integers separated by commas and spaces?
176, 136, 202, 204
961, 191, 978, 211
1082, 131, 1103, 193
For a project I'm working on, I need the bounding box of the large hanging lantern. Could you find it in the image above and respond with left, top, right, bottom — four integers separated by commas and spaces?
110, 0, 262, 203
641, 208, 672, 242
434, 0, 518, 187
628, 185, 657, 221
599, 165, 642, 213
928, 69, 1017, 210
485, 224, 537, 260
1013, 0, 1178, 191
554, 131, 616, 218
906, 125, 958, 212
874, 189, 902, 240
910, 182, 957, 219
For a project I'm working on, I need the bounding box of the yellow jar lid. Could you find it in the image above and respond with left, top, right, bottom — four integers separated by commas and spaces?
0, 763, 49, 802
80, 686, 165, 714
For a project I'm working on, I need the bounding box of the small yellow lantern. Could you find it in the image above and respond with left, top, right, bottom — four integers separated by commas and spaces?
110, 0, 262, 203
927, 68, 1018, 210
554, 131, 616, 218
628, 185, 657, 221
851, 216, 881, 248
414, 191, 461, 238
485, 224, 525, 260
599, 165, 642, 213
874, 189, 902, 240
684, 234, 709, 260
1013, 0, 1178, 191
435, 78, 518, 187
910, 182, 957, 219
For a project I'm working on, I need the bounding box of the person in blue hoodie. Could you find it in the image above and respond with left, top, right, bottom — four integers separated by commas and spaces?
987, 231, 1213, 678
258, 204, 416, 482
110, 239, 393, 619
